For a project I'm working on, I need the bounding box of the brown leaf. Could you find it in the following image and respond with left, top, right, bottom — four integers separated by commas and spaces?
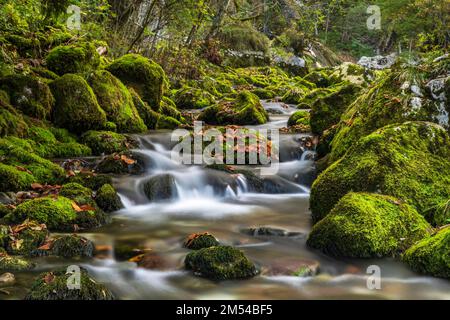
31, 183, 44, 190
16, 166, 32, 174
128, 254, 145, 263
66, 170, 76, 177
43, 273, 55, 284
121, 155, 136, 165
38, 241, 53, 251
71, 202, 83, 212
79, 204, 96, 212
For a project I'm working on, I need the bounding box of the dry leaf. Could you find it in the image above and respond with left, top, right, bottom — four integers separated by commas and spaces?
121, 155, 136, 165
71, 202, 83, 212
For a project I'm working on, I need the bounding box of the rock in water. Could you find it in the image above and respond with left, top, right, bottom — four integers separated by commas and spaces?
143, 174, 178, 202
184, 233, 220, 250
0, 272, 15, 285
25, 268, 114, 300
185, 246, 258, 281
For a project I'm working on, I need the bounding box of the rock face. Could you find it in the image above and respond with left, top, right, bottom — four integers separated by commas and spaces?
50, 74, 107, 134
310, 122, 450, 226
46, 43, 100, 76
25, 268, 114, 300
185, 246, 258, 281
199, 91, 269, 125
307, 192, 432, 258
403, 227, 450, 279
88, 70, 147, 133
107, 54, 168, 110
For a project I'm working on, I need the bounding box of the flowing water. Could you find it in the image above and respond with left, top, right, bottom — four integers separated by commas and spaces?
3, 101, 450, 300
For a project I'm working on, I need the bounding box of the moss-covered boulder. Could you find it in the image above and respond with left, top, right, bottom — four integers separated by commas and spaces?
185, 246, 258, 281
310, 122, 450, 226
0, 74, 54, 119
95, 153, 143, 175
0, 254, 34, 271
160, 96, 185, 122
143, 174, 178, 202
50, 235, 95, 259
307, 193, 432, 258
403, 227, 450, 279
88, 70, 147, 133
107, 54, 168, 109
156, 115, 182, 129
329, 58, 450, 161
199, 91, 269, 125
288, 110, 310, 127
6, 220, 49, 256
50, 74, 107, 134
0, 163, 35, 192
25, 268, 114, 300
46, 43, 100, 76
184, 233, 220, 250
65, 173, 113, 191
281, 87, 306, 105
173, 86, 216, 109
309, 83, 360, 134
81, 131, 133, 156
0, 137, 65, 186
95, 184, 123, 213
60, 183, 96, 207
0, 90, 29, 138
129, 88, 160, 129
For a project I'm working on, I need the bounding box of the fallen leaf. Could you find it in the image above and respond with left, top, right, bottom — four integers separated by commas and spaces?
31, 183, 44, 190
121, 155, 136, 165
71, 202, 83, 212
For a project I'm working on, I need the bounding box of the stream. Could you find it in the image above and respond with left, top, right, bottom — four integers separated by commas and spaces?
4, 100, 450, 300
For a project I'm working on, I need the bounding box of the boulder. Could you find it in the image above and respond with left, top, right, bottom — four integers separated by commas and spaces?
46, 43, 100, 76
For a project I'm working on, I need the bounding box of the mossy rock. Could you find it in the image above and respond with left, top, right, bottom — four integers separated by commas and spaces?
0, 163, 35, 192
309, 83, 360, 134
0, 255, 35, 271
65, 173, 112, 191
184, 233, 220, 250
60, 183, 96, 207
0, 74, 54, 119
95, 184, 123, 213
0, 224, 9, 247
88, 70, 147, 133
0, 137, 65, 186
173, 86, 216, 109
303, 70, 331, 87
5, 197, 77, 231
129, 88, 160, 129
27, 126, 91, 158
25, 268, 114, 300
50, 235, 95, 259
81, 131, 133, 156
107, 54, 168, 109
0, 97, 29, 138
310, 122, 450, 226
403, 227, 450, 279
251, 88, 276, 99
185, 246, 258, 281
288, 110, 310, 127
6, 221, 49, 256
199, 91, 269, 125
143, 174, 177, 202
46, 43, 100, 76
95, 153, 143, 175
307, 193, 432, 258
281, 88, 306, 105
50, 74, 107, 134
156, 115, 182, 129
160, 96, 185, 122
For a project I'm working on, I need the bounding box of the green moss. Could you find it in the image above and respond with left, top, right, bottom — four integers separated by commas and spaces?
303, 69, 331, 87
309, 83, 360, 134
310, 122, 450, 226
219, 24, 270, 54
0, 163, 35, 192
199, 91, 268, 125
31, 67, 59, 80
0, 255, 34, 271
6, 221, 49, 256
50, 74, 107, 134
307, 192, 432, 258
184, 233, 220, 250
156, 115, 182, 129
0, 74, 54, 119
50, 235, 95, 258
403, 227, 450, 279
60, 183, 95, 207
81, 131, 132, 156
46, 43, 100, 76
88, 70, 147, 133
143, 174, 177, 201
160, 96, 185, 122
129, 88, 160, 129
288, 110, 310, 127
251, 88, 276, 99
64, 173, 112, 191
5, 197, 77, 231
107, 54, 168, 109
0, 137, 65, 185
173, 86, 216, 109
185, 246, 257, 281
25, 268, 114, 300
281, 88, 305, 104
95, 184, 123, 213
0, 102, 29, 138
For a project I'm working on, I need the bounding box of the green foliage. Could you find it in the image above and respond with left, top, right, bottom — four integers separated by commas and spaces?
307, 192, 432, 258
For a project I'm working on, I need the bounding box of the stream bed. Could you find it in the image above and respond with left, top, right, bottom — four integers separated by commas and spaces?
3, 101, 450, 300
